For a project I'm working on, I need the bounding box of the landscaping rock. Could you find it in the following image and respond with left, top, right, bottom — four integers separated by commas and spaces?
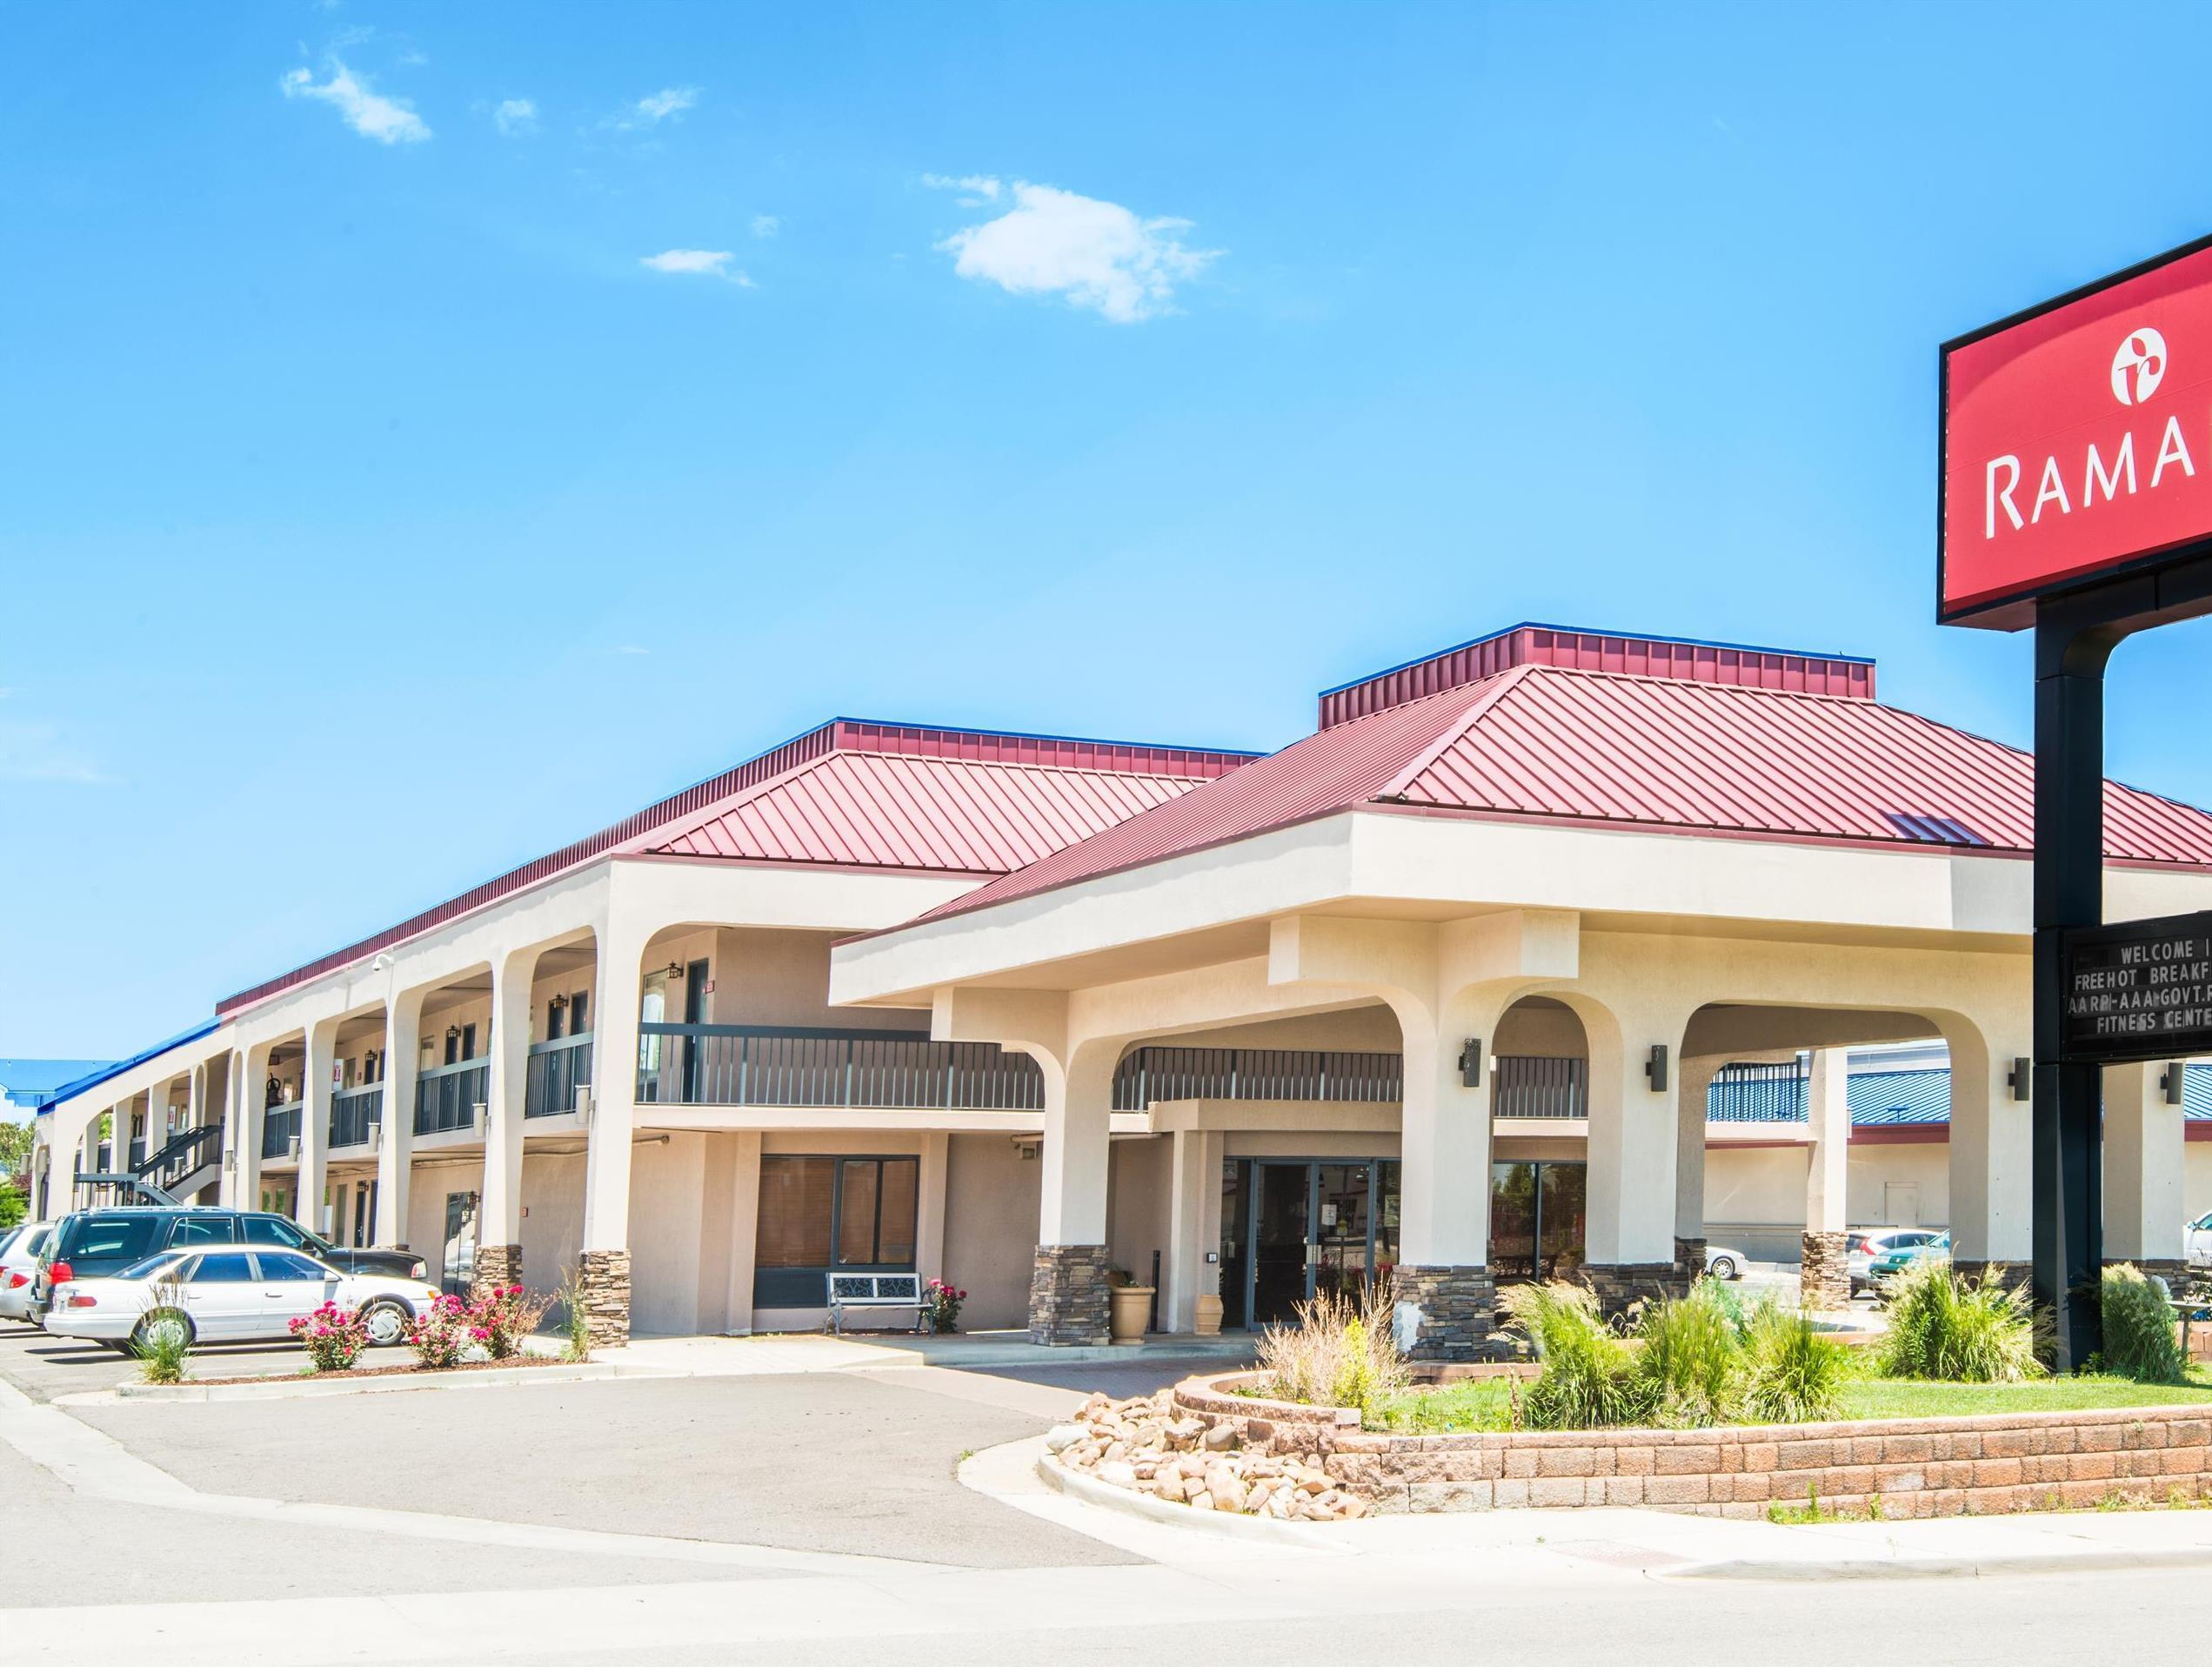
1046, 1387, 1374, 1522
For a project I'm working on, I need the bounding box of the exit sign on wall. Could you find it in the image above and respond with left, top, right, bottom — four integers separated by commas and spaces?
1941, 236, 2212, 628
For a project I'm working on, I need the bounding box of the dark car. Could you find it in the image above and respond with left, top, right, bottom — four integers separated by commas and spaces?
32, 1208, 426, 1322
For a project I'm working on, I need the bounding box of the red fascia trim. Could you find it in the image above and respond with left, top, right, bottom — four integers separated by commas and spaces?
2190, 1122, 2212, 1142
1849, 1124, 1949, 1144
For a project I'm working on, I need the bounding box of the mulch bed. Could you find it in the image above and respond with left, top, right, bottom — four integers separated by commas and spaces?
172, 1354, 579, 1389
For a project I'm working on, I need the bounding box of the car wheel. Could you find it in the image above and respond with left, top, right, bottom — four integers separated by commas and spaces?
1709, 1255, 1740, 1281
130, 1311, 195, 1352
361, 1299, 411, 1347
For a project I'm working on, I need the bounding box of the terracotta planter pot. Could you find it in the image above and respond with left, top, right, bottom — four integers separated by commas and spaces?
1193, 1294, 1223, 1337
1108, 1284, 1155, 1344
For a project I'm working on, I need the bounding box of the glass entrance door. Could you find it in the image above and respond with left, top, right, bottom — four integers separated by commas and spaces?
1250, 1162, 1312, 1327
1313, 1162, 1373, 1302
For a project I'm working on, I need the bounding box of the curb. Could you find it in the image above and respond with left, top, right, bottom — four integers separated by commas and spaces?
1035, 1453, 1347, 1551
105, 1362, 619, 1403
1667, 1543, 2212, 1581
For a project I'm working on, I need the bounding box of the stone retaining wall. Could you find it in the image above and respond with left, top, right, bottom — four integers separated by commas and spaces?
1168, 1373, 2212, 1520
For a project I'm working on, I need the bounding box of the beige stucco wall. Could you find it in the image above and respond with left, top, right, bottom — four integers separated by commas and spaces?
944, 1133, 1043, 1331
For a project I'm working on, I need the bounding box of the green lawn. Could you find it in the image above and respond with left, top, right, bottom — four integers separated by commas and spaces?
1368, 1369, 2212, 1435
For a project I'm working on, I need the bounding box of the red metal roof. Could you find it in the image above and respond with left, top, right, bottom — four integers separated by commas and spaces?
218, 720, 1253, 1014
919, 663, 2212, 925
1319, 623, 1875, 729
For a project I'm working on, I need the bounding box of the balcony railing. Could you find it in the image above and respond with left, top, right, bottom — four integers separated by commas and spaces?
1492, 1055, 1588, 1119
414, 1059, 488, 1135
261, 1101, 302, 1160
1110, 1048, 1404, 1108
526, 1032, 594, 1119
1707, 1060, 1810, 1122
137, 1123, 222, 1192
329, 1083, 384, 1149
1107, 1047, 1588, 1117
636, 1023, 1044, 1109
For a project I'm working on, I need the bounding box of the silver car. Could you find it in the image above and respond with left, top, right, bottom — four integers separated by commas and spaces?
0, 1224, 54, 1322
1848, 1228, 1945, 1295
43, 1245, 440, 1353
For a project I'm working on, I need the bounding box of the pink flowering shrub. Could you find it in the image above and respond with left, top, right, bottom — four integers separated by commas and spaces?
926, 1277, 968, 1336
473, 1282, 552, 1359
409, 1293, 475, 1369
290, 1302, 370, 1372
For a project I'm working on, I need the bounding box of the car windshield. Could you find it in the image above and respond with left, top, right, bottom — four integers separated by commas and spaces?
115, 1253, 184, 1282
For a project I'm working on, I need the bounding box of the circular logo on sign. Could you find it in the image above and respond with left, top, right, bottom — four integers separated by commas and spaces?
2112, 325, 2168, 405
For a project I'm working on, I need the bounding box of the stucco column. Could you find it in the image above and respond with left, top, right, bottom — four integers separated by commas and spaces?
478, 947, 539, 1298
1582, 1001, 1689, 1315
375, 992, 422, 1247
724, 1131, 763, 1335
1801, 1048, 1852, 1309
1389, 987, 1501, 1361
1674, 1056, 1721, 1281
915, 1131, 950, 1292
1163, 1128, 1220, 1334
2104, 1060, 2187, 1282
1028, 1042, 1118, 1345
580, 911, 644, 1347
1946, 1019, 2033, 1278
296, 1023, 336, 1235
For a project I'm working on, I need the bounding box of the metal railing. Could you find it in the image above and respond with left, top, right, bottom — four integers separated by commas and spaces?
329, 1083, 384, 1149
1491, 1054, 1589, 1118
526, 1032, 594, 1119
1107, 1047, 1588, 1117
635, 1023, 1044, 1109
261, 1101, 302, 1160
1109, 1048, 1404, 1108
414, 1059, 488, 1135
1707, 1059, 1809, 1122
136, 1123, 223, 1193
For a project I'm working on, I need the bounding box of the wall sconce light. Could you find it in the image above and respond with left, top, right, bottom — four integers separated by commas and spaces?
2162, 1064, 2186, 1107
1458, 1038, 1483, 1088
446, 1024, 461, 1043
665, 961, 685, 980
548, 992, 569, 1011
2007, 1057, 2031, 1101
1645, 1044, 1669, 1093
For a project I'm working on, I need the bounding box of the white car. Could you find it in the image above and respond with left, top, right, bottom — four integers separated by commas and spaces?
43, 1245, 441, 1353
1848, 1228, 1946, 1295
0, 1223, 54, 1322
1703, 1244, 1747, 1281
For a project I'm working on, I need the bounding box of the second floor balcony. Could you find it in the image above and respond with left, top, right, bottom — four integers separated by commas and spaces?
414, 1058, 488, 1136
636, 1023, 1045, 1110
261, 1100, 302, 1160
329, 1082, 384, 1149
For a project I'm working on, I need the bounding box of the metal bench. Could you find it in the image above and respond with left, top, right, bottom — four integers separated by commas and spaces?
826, 1272, 927, 1335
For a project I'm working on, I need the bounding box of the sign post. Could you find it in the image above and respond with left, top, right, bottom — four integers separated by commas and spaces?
1944, 235, 2212, 1369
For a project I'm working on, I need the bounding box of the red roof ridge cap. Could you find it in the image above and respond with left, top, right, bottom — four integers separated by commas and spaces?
1372, 664, 1539, 801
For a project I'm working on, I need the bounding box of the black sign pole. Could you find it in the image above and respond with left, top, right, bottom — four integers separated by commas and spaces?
2032, 609, 2118, 1371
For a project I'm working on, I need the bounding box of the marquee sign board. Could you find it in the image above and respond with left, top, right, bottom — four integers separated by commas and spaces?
1941, 235, 2212, 628
2061, 910, 2212, 1064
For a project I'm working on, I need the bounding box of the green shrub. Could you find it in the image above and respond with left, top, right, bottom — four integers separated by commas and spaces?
1499, 1281, 1657, 1429
1879, 1260, 2043, 1382
1634, 1283, 1741, 1426
2102, 1263, 2188, 1384
1740, 1305, 1851, 1423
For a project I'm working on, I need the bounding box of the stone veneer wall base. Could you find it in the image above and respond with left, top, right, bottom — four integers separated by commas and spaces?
1393, 1265, 1502, 1362
1580, 1262, 1687, 1318
1800, 1230, 1850, 1310
1674, 1237, 1708, 1285
1030, 1244, 1111, 1346
472, 1243, 523, 1302
578, 1249, 631, 1349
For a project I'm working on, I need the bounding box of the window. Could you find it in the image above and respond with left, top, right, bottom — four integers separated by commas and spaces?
756, 1156, 919, 1272
242, 1215, 308, 1250
170, 1215, 236, 1247
260, 1251, 326, 1280
190, 1253, 258, 1285
64, 1215, 162, 1263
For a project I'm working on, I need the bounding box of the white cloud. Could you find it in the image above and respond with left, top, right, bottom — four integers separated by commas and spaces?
922, 173, 1002, 206
609, 86, 698, 130
934, 179, 1217, 324
493, 97, 538, 136
0, 720, 107, 785
750, 213, 779, 238
280, 59, 431, 144
639, 249, 753, 286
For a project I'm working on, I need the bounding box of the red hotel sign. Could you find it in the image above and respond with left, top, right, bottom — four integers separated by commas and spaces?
1941, 237, 2212, 627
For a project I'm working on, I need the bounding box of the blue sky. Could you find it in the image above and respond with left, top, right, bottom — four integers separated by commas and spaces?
10, 3, 2212, 1059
